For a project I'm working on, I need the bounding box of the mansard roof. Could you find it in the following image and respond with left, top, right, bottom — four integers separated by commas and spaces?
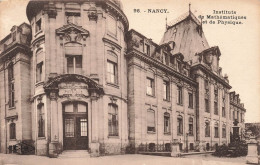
160, 11, 210, 62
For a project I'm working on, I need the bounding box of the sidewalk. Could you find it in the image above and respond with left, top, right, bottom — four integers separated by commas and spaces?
0, 154, 247, 165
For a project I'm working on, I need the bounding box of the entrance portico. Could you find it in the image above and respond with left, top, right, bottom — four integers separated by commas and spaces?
43, 74, 104, 157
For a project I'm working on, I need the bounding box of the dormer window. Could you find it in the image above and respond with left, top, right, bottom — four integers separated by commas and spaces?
176, 60, 181, 72
36, 19, 42, 33
145, 44, 150, 56
66, 12, 80, 25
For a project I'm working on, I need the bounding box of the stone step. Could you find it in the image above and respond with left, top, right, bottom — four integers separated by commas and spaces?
58, 150, 90, 158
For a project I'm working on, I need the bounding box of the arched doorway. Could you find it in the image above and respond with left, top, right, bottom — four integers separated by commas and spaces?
63, 102, 88, 150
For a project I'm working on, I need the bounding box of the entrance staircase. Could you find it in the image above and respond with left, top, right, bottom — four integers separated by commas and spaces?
58, 150, 90, 158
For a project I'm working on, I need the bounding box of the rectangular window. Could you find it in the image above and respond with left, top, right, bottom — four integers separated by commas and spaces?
214, 126, 219, 138
108, 104, 118, 136
80, 118, 88, 137
190, 143, 194, 150
10, 123, 16, 140
164, 53, 169, 65
176, 61, 181, 72
177, 86, 183, 105
9, 82, 15, 108
36, 19, 42, 33
205, 122, 210, 137
36, 62, 43, 83
204, 80, 209, 90
66, 12, 80, 25
214, 102, 218, 115
233, 111, 235, 120
65, 118, 74, 137
222, 107, 225, 117
107, 60, 117, 84
38, 104, 45, 137
222, 127, 226, 138
163, 81, 170, 101
164, 113, 170, 133
188, 93, 193, 108
147, 110, 155, 132
205, 99, 209, 113
146, 78, 154, 96
177, 116, 183, 135
66, 55, 82, 74
145, 44, 150, 56
189, 118, 193, 136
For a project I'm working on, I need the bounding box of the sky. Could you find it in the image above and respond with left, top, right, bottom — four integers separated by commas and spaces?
0, 0, 259, 123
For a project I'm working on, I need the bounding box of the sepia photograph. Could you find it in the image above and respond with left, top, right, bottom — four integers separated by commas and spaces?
0, 0, 259, 164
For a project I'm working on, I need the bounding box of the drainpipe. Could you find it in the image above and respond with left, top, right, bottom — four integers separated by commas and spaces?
4, 66, 7, 154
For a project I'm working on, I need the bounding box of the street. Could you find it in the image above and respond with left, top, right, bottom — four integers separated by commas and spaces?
0, 154, 247, 165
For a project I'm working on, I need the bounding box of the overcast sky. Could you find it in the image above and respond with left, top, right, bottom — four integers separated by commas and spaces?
0, 0, 259, 123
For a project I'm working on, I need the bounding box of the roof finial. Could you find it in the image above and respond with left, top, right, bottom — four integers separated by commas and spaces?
165, 16, 168, 30
189, 3, 191, 15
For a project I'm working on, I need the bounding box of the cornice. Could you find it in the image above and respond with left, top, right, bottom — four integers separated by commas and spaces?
191, 64, 231, 89
102, 37, 122, 50
230, 102, 246, 112
0, 43, 31, 61
126, 49, 197, 87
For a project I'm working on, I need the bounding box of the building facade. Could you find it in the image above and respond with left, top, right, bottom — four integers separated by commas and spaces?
0, 0, 246, 157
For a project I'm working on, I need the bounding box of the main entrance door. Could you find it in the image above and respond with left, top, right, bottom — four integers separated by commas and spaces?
63, 102, 88, 150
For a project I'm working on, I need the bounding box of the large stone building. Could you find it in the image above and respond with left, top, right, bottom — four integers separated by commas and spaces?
0, 0, 246, 157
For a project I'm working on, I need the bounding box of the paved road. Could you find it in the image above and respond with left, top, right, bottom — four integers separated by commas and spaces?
0, 154, 247, 165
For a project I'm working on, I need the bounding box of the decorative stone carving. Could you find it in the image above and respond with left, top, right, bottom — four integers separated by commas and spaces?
88, 7, 98, 21
56, 24, 89, 43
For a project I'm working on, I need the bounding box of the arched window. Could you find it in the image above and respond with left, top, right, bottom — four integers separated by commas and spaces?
38, 103, 45, 137
214, 122, 219, 138
164, 112, 170, 133
188, 117, 193, 136
108, 104, 118, 136
222, 124, 226, 138
8, 63, 15, 108
10, 123, 16, 139
205, 120, 210, 137
177, 115, 183, 135
107, 51, 118, 84
147, 109, 155, 132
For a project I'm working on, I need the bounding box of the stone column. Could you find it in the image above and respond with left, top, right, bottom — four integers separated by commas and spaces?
246, 136, 259, 164
89, 92, 100, 157
171, 140, 180, 157
48, 92, 60, 158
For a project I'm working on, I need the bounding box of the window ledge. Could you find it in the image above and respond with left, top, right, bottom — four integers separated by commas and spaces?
147, 131, 156, 134
164, 132, 171, 135
9, 139, 17, 141
177, 134, 183, 136
163, 99, 170, 102
108, 135, 119, 139
146, 94, 155, 98
8, 107, 16, 110
177, 103, 183, 106
35, 81, 44, 87
37, 137, 46, 140
106, 82, 119, 88
107, 33, 118, 41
